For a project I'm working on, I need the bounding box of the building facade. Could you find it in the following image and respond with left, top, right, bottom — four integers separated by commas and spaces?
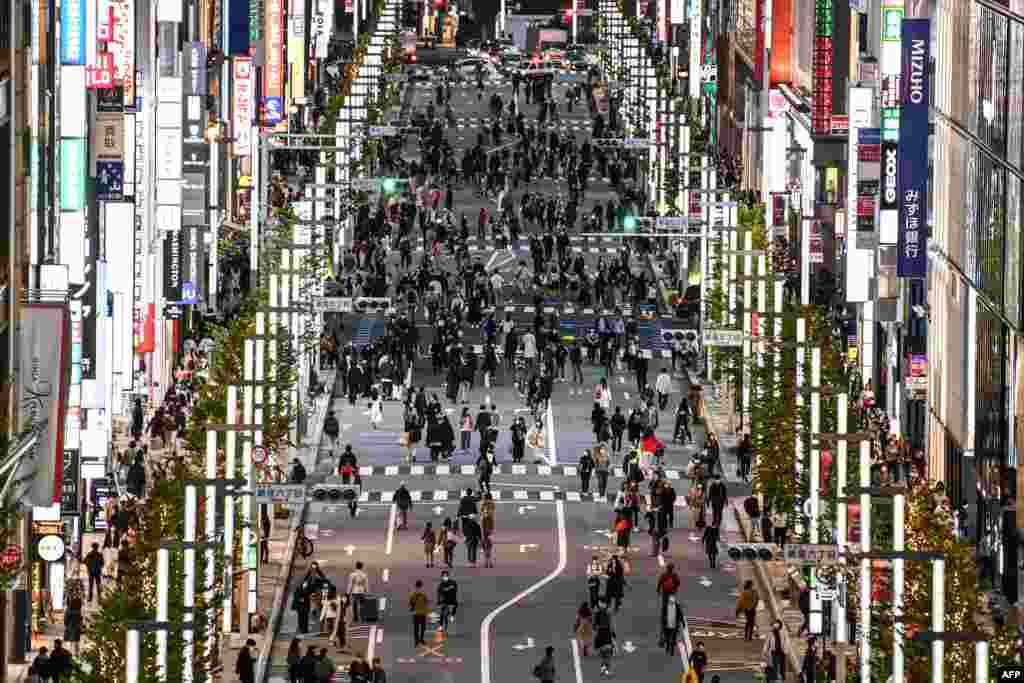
932, 0, 1022, 601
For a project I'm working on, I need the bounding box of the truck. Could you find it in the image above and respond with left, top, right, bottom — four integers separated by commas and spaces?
526, 27, 568, 57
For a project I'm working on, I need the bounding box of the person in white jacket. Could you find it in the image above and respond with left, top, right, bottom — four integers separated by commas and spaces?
369, 395, 384, 430
594, 378, 612, 412
348, 562, 370, 622
655, 369, 672, 411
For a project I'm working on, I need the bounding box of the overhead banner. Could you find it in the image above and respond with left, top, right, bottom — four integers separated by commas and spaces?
264, 0, 285, 125
233, 58, 254, 156
897, 18, 929, 278
18, 305, 69, 506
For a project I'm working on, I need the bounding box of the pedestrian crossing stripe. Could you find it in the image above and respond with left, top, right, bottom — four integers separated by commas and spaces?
333, 489, 689, 505
449, 117, 590, 128
356, 464, 683, 479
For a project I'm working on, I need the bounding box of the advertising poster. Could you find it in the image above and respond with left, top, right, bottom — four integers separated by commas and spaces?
18, 305, 69, 506
897, 18, 929, 278
233, 58, 253, 156
264, 0, 285, 125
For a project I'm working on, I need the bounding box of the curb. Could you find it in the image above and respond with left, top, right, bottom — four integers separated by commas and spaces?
733, 505, 802, 681
256, 505, 307, 682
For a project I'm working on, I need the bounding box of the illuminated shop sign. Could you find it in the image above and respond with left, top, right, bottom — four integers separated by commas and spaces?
264, 0, 285, 125
812, 0, 833, 135
86, 52, 115, 89
60, 0, 86, 65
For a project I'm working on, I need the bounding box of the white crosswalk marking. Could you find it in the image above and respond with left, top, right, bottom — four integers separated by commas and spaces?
539, 490, 555, 501
566, 491, 581, 502
434, 489, 449, 500
381, 491, 395, 502
410, 490, 423, 501
513, 489, 528, 499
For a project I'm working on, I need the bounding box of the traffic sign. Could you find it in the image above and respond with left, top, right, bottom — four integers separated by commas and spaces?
253, 484, 308, 505
313, 296, 354, 313
784, 544, 841, 565
656, 216, 689, 229
37, 535, 66, 562
352, 178, 378, 191
369, 125, 398, 137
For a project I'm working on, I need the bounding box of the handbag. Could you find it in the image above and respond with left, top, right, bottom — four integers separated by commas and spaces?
399, 431, 411, 447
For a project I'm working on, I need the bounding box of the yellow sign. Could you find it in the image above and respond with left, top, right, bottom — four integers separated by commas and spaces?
848, 347, 858, 362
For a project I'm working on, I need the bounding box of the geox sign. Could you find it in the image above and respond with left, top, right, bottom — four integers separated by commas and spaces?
881, 141, 898, 211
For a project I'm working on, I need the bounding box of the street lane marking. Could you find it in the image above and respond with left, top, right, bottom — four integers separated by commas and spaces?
382, 568, 390, 583
571, 638, 584, 683
481, 501, 566, 683
386, 503, 396, 555
368, 625, 378, 663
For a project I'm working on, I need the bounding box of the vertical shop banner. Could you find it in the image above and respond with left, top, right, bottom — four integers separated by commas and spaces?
163, 232, 182, 302
60, 139, 87, 210
109, 0, 135, 107
92, 112, 125, 199
289, 0, 307, 103
183, 42, 209, 230
233, 58, 254, 156
18, 305, 69, 506
812, 0, 833, 134
264, 0, 285, 125
61, 0, 86, 64
897, 18, 929, 277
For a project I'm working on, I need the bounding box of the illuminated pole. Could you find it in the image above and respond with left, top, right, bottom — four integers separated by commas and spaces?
835, 394, 848, 646
126, 628, 141, 683
893, 491, 905, 682
572, 9, 577, 44
184, 484, 197, 683
204, 431, 217, 666
931, 559, 945, 683
859, 441, 871, 683
222, 386, 238, 634
156, 548, 169, 679
741, 227, 752, 424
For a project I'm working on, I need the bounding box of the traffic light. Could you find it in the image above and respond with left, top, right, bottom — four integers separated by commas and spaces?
564, 8, 573, 22
310, 484, 359, 502
726, 543, 779, 561
380, 177, 399, 194
623, 215, 638, 231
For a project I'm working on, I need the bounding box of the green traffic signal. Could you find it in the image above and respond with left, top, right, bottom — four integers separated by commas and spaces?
381, 178, 398, 193
623, 215, 638, 230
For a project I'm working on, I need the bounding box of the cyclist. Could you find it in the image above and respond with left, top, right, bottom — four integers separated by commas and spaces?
437, 570, 459, 633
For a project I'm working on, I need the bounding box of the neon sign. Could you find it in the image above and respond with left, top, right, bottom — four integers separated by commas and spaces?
812, 0, 833, 134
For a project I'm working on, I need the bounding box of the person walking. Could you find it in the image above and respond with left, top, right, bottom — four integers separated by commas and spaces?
801, 636, 818, 683
655, 368, 672, 411
735, 579, 760, 640
511, 416, 527, 463
422, 522, 437, 567
689, 640, 709, 681
408, 580, 430, 646
481, 493, 496, 537
706, 475, 728, 528
460, 407, 474, 452
235, 638, 256, 683
593, 601, 615, 676
673, 398, 692, 444
578, 449, 595, 493
439, 518, 455, 567
395, 483, 413, 530
84, 542, 104, 603
287, 639, 302, 683
463, 514, 482, 565
763, 620, 786, 681
656, 563, 681, 615
369, 393, 384, 429
347, 562, 370, 623
532, 645, 557, 683
370, 657, 388, 683
594, 442, 611, 497
574, 603, 594, 656
736, 433, 753, 481
702, 522, 720, 568
662, 595, 683, 654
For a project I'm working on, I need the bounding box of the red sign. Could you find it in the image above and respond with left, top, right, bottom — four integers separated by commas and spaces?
86, 52, 115, 89
858, 144, 881, 162
812, 36, 833, 134
96, 2, 114, 41
0, 545, 22, 570
857, 197, 876, 217
830, 115, 849, 135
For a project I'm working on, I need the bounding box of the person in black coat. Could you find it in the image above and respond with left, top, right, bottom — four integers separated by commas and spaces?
578, 450, 595, 493
299, 645, 319, 683
439, 416, 455, 459
126, 455, 146, 498
702, 523, 720, 568
462, 515, 482, 565
235, 638, 256, 683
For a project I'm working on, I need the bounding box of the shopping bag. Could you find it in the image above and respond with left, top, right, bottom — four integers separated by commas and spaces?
399, 432, 411, 447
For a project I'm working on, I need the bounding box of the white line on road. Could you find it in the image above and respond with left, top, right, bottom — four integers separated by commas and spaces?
571, 638, 584, 683
367, 626, 378, 663
386, 503, 397, 555
489, 482, 561, 489
377, 627, 384, 644
382, 568, 390, 583
481, 501, 566, 683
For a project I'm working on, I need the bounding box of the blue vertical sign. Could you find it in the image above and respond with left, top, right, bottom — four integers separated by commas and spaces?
897, 18, 930, 278
60, 0, 86, 65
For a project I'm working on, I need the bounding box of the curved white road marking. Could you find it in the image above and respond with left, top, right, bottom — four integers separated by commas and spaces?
481, 501, 567, 683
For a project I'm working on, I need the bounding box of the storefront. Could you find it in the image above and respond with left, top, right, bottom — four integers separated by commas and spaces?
29, 510, 70, 650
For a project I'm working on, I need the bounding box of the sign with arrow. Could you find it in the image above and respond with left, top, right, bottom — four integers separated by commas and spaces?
512, 636, 536, 651
519, 544, 539, 553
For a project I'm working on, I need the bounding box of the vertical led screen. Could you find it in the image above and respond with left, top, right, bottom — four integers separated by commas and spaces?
897, 18, 929, 277
812, 0, 833, 134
